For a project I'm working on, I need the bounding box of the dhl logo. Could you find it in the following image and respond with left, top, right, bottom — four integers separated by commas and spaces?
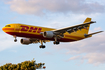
20, 25, 43, 33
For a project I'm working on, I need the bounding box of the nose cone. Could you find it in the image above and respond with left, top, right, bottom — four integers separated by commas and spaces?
2, 27, 14, 33
2, 27, 5, 32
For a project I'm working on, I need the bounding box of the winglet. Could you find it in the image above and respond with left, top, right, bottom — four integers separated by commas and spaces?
84, 31, 104, 37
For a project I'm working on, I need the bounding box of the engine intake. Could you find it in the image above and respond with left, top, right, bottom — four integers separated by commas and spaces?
43, 31, 54, 38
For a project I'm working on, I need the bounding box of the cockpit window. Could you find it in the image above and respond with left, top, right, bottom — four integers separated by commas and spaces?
5, 25, 11, 27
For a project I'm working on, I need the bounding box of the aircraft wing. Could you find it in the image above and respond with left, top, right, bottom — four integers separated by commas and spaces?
30, 38, 50, 43
53, 21, 96, 35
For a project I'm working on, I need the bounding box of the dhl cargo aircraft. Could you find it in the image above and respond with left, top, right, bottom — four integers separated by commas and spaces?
2, 18, 103, 49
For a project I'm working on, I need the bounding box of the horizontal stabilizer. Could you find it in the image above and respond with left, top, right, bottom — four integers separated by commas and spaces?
84, 31, 104, 37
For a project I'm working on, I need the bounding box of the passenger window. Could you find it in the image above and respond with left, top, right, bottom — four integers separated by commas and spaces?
5, 25, 11, 27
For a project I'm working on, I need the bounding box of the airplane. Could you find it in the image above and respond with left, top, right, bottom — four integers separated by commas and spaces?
2, 18, 103, 49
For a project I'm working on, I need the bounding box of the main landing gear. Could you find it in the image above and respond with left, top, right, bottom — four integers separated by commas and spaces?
39, 40, 46, 49
13, 35, 17, 42
39, 45, 45, 48
53, 37, 60, 45
53, 41, 60, 45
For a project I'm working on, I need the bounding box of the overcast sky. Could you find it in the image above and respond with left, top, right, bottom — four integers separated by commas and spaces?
0, 0, 105, 70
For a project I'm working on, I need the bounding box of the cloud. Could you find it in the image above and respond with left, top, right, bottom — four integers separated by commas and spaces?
4, 0, 105, 15
54, 31, 105, 65
83, 53, 105, 65
67, 56, 81, 60
46, 13, 100, 29
0, 32, 20, 52
93, 27, 102, 31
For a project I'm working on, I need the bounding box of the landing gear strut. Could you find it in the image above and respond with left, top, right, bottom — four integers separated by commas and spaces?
39, 40, 46, 49
13, 35, 17, 42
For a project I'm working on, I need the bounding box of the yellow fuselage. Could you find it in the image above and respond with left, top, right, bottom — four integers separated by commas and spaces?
2, 23, 89, 42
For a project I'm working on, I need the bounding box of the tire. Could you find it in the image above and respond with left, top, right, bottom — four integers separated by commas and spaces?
53, 41, 60, 45
14, 39, 17, 42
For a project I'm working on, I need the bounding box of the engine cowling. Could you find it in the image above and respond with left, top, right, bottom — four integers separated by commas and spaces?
20, 39, 32, 45
43, 31, 54, 38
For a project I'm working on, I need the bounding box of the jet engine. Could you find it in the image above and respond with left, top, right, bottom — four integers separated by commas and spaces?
20, 39, 32, 45
43, 31, 54, 38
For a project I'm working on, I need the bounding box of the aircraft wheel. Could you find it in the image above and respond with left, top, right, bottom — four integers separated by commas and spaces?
14, 39, 17, 42
53, 42, 56, 44
39, 45, 42, 48
42, 45, 45, 48
53, 41, 60, 45
39, 45, 46, 49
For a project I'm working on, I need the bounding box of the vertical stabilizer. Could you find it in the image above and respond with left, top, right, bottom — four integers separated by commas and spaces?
82, 17, 91, 34
83, 18, 91, 23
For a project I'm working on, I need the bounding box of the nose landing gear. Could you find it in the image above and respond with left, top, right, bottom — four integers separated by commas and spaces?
14, 39, 17, 42
13, 35, 17, 42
